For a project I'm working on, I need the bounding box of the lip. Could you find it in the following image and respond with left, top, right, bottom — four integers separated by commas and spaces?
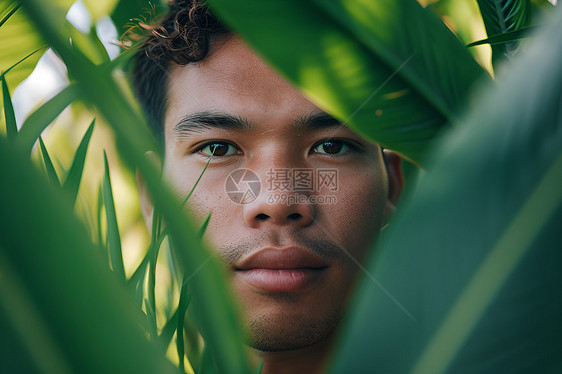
234, 247, 329, 293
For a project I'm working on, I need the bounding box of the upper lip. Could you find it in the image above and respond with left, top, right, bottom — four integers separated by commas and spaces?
234, 247, 329, 270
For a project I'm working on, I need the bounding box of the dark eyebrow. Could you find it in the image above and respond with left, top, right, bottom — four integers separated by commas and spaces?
291, 112, 347, 131
173, 110, 253, 138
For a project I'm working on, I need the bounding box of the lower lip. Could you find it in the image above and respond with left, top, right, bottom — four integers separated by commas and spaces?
236, 268, 326, 293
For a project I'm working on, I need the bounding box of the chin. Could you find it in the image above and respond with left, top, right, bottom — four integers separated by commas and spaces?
244, 307, 342, 352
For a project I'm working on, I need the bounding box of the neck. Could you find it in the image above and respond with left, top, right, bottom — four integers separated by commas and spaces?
250, 333, 336, 374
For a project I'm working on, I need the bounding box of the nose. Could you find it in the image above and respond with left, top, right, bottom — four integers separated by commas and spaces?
243, 169, 315, 228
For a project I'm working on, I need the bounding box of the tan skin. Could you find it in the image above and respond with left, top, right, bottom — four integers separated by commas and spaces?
139, 36, 403, 374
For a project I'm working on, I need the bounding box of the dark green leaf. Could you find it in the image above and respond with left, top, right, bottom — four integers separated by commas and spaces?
1, 74, 17, 139
158, 306, 179, 348
17, 83, 81, 153
467, 26, 537, 47
330, 8, 562, 374
476, 0, 532, 67
39, 136, 60, 186
207, 0, 486, 164
176, 279, 192, 374
0, 136, 178, 374
103, 150, 126, 282
63, 118, 95, 207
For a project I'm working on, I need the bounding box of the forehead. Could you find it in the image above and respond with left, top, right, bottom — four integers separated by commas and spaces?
164, 36, 321, 136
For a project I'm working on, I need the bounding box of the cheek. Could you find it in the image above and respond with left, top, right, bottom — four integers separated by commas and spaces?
324, 167, 388, 258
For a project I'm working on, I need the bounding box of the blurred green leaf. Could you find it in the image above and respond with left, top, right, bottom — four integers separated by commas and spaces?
103, 150, 126, 282
17, 83, 81, 153
207, 0, 486, 164
83, 0, 118, 23
330, 7, 562, 374
66, 21, 110, 65
63, 118, 95, 207
39, 136, 60, 186
476, 0, 532, 67
1, 74, 17, 139
0, 136, 178, 374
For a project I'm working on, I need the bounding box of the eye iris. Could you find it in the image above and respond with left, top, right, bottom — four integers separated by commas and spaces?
209, 143, 229, 156
322, 141, 343, 154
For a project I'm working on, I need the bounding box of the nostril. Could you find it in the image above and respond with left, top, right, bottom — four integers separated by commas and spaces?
256, 213, 269, 221
287, 213, 302, 221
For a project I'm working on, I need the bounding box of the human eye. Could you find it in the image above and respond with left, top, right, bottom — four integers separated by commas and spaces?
311, 139, 359, 155
196, 141, 240, 157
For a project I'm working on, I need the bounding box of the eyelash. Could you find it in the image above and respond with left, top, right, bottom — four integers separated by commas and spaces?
194, 138, 360, 158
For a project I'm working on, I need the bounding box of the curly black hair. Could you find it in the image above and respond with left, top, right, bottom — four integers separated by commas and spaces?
127, 0, 230, 142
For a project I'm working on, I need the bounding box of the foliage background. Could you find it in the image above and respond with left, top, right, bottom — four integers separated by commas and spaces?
1, 0, 560, 373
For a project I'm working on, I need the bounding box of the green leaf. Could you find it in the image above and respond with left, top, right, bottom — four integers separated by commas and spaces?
63, 118, 95, 207
65, 20, 110, 66
17, 0, 252, 371
330, 8, 562, 374
207, 0, 486, 164
176, 279, 192, 374
0, 136, 178, 374
467, 26, 537, 47
0, 0, 72, 101
17, 83, 81, 153
0, 2, 20, 28
1, 74, 17, 139
103, 150, 126, 282
38, 136, 60, 186
476, 0, 532, 67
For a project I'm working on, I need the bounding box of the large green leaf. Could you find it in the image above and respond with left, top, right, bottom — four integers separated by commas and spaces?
16, 0, 252, 372
330, 7, 562, 374
0, 0, 73, 117
476, 0, 532, 67
207, 0, 486, 165
0, 1, 44, 95
0, 136, 177, 374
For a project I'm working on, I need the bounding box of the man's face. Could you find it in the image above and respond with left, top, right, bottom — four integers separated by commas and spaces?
143, 37, 401, 351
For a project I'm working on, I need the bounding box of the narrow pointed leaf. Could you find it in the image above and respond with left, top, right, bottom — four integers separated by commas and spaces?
103, 151, 126, 282
0, 2, 20, 28
207, 0, 486, 164
476, 0, 532, 66
331, 8, 562, 373
176, 280, 192, 374
39, 137, 60, 186
467, 26, 537, 47
0, 47, 46, 79
1, 75, 17, 139
17, 83, 81, 153
63, 119, 95, 206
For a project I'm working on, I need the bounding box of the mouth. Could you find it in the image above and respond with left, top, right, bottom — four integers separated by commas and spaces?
233, 247, 329, 293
